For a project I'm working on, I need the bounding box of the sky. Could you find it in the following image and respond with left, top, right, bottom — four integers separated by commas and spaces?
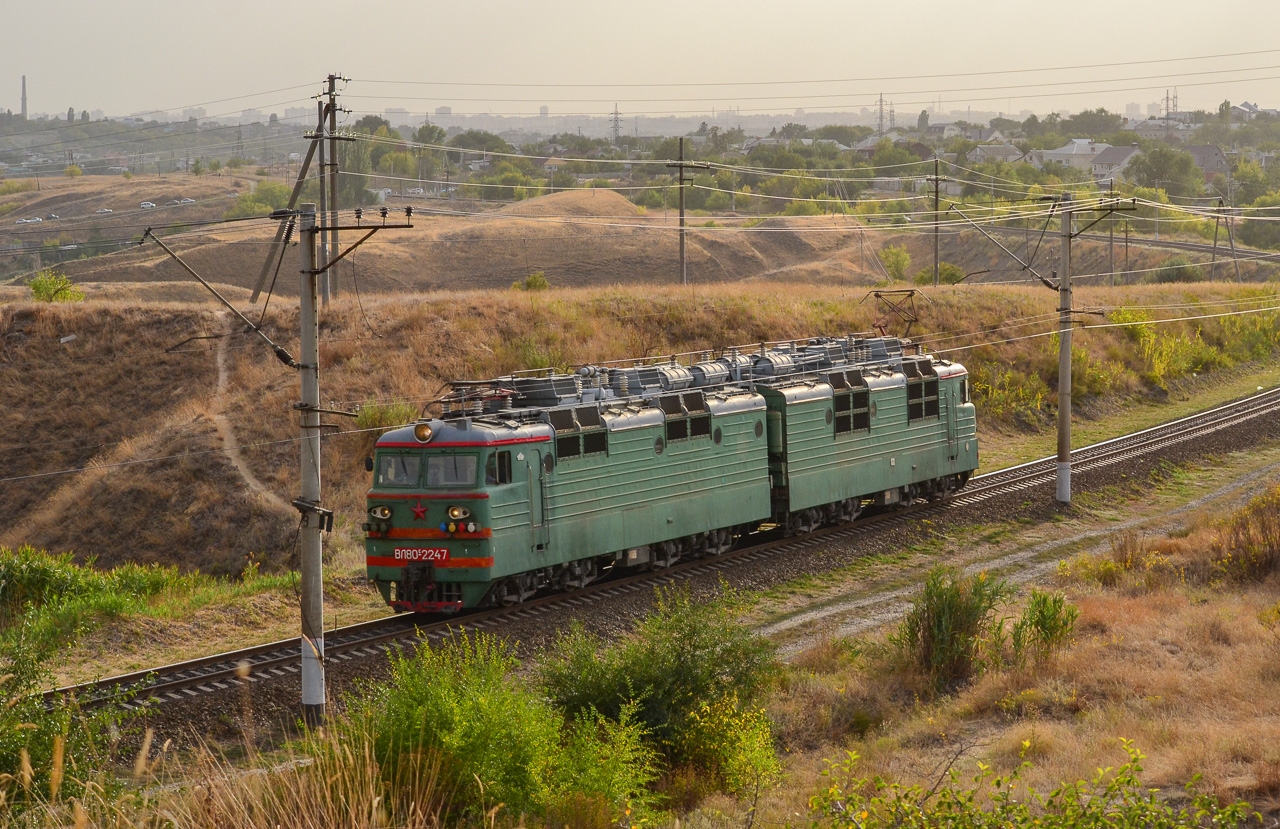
5, 0, 1280, 125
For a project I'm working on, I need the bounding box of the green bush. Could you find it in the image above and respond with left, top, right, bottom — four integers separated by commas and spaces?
512, 270, 550, 291
0, 622, 132, 814
889, 567, 1013, 693
1149, 255, 1204, 283
344, 633, 657, 823
28, 269, 84, 303
812, 740, 1256, 828
913, 261, 966, 285
539, 587, 777, 769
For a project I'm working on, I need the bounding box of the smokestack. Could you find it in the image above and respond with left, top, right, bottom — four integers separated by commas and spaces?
21, 75, 26, 119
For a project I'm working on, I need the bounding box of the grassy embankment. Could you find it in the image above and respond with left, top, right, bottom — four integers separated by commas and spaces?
5, 473, 1278, 827
1, 280, 1278, 681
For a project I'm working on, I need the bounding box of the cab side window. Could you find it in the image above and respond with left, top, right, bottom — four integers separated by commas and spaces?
486, 451, 513, 485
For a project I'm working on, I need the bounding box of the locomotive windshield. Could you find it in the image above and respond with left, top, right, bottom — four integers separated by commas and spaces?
376, 454, 420, 487
426, 454, 478, 487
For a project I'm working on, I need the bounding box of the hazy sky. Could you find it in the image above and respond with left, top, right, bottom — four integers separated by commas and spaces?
5, 1, 1280, 123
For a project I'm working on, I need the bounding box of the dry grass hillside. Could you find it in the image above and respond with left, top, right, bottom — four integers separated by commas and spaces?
2, 279, 1278, 576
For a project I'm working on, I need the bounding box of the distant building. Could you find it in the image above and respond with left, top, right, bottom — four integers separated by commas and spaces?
1091, 145, 1141, 182
969, 143, 1024, 165
925, 123, 963, 139
1186, 145, 1229, 182
435, 106, 452, 116
1041, 138, 1111, 171
962, 127, 1005, 143
183, 107, 206, 120
385, 108, 411, 127
1124, 119, 1194, 141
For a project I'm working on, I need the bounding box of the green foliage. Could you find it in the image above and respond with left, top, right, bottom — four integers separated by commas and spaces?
27, 269, 84, 303
1125, 143, 1205, 199
189, 158, 203, 176
343, 633, 657, 822
62, 164, 82, 177
888, 567, 1013, 693
354, 401, 418, 432
1239, 192, 1280, 249
678, 693, 780, 798
539, 587, 777, 768
1000, 590, 1079, 670
512, 270, 550, 291
879, 245, 911, 280
222, 181, 291, 219
1149, 255, 1204, 283
811, 740, 1257, 829
783, 199, 821, 216
968, 362, 1050, 425
913, 261, 966, 285
0, 180, 36, 196
0, 625, 131, 814
0, 545, 294, 655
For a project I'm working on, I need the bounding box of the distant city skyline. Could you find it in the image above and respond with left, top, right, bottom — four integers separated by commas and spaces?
4, 0, 1279, 128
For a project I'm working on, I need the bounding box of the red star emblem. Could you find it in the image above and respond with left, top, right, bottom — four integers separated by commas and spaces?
411, 501, 428, 520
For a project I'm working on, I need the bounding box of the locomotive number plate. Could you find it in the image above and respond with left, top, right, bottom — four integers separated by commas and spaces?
393, 547, 449, 562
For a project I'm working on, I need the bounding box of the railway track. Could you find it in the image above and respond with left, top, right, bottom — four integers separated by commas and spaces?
45, 385, 1280, 710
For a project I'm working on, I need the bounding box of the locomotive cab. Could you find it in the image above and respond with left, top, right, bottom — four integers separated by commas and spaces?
364, 417, 552, 613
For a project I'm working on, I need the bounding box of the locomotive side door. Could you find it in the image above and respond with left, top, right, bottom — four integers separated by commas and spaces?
527, 450, 550, 553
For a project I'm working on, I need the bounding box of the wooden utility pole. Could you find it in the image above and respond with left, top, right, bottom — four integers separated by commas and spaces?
666, 138, 709, 286
297, 204, 326, 725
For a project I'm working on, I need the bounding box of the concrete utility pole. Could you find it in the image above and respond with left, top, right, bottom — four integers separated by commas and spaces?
297, 204, 326, 726
666, 137, 709, 286
1056, 195, 1073, 504
326, 73, 341, 299
316, 100, 330, 306
928, 156, 945, 286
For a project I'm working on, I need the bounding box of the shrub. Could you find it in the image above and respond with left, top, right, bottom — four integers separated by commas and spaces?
512, 270, 550, 291
27, 269, 84, 303
913, 261, 966, 285
62, 164, 83, 177
888, 566, 1013, 693
879, 245, 911, 280
1211, 485, 1280, 582
1149, 254, 1204, 283
0, 622, 132, 814
811, 740, 1257, 828
345, 633, 657, 823
539, 586, 777, 768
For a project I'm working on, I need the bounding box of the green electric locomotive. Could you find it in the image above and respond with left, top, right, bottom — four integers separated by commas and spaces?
364, 336, 977, 613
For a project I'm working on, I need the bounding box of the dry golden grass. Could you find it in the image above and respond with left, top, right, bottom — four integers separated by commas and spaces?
4, 280, 1279, 582
746, 487, 1280, 824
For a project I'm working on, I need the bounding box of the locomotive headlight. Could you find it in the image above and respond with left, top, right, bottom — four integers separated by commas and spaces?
369, 505, 392, 520
447, 506, 471, 521
413, 422, 433, 443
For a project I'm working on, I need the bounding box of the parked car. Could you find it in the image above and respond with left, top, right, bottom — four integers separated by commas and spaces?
408, 187, 424, 194
96, 208, 113, 214
14, 218, 27, 224
165, 200, 180, 206
25, 216, 42, 223
45, 214, 59, 220
140, 201, 157, 209
179, 197, 195, 204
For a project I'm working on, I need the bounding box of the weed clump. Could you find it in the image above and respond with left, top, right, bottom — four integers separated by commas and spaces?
811, 740, 1258, 828
889, 567, 1013, 693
